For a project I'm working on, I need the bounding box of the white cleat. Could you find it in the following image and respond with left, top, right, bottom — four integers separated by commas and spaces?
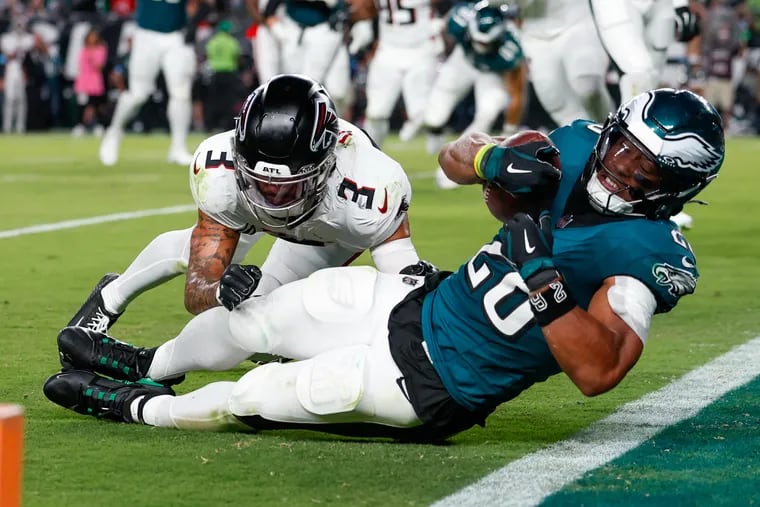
435, 167, 460, 190
99, 128, 121, 166
671, 211, 693, 231
399, 121, 421, 142
426, 133, 444, 155
167, 149, 194, 166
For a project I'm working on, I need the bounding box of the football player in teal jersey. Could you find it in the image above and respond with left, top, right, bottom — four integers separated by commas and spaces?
425, 1, 528, 189
99, 0, 210, 167
45, 89, 725, 442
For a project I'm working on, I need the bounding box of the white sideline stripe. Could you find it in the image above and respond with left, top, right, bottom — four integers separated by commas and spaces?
0, 205, 196, 239
432, 336, 760, 507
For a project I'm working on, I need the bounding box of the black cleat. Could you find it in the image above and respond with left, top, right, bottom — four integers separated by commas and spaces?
43, 369, 173, 423
68, 273, 123, 333
57, 326, 157, 382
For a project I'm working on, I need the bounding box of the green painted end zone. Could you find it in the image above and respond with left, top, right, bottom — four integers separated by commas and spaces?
545, 376, 760, 506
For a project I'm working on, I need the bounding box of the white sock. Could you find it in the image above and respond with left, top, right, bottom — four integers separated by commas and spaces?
140, 382, 248, 430
147, 307, 251, 380
100, 228, 193, 314
167, 96, 192, 153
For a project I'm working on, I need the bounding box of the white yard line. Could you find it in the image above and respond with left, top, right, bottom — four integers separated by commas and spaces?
0, 205, 196, 239
432, 336, 760, 507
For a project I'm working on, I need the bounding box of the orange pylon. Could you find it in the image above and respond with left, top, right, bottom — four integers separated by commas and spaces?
0, 404, 24, 507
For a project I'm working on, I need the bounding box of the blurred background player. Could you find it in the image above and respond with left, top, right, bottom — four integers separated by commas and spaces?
516, 0, 613, 127
1, 17, 34, 133
426, 0, 526, 189
270, 0, 353, 116
590, 0, 700, 104
360, 0, 445, 147
589, 0, 701, 230
247, 0, 285, 84
98, 0, 210, 166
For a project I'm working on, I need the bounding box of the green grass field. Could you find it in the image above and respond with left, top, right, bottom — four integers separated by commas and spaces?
1, 132, 758, 506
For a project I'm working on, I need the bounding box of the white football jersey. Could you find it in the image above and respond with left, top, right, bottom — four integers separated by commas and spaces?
377, 0, 441, 49
189, 119, 412, 252
517, 0, 590, 38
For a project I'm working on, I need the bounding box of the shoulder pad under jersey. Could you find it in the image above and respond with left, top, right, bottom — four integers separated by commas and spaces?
326, 121, 413, 250
188, 131, 240, 217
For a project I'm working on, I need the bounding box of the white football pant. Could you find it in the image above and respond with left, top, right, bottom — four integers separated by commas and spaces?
424, 46, 509, 134
364, 41, 440, 147
106, 28, 196, 157
140, 267, 424, 430
590, 0, 674, 102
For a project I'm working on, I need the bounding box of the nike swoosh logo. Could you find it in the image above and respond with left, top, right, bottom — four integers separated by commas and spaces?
523, 230, 536, 254
506, 163, 532, 174
377, 189, 389, 214
396, 376, 411, 403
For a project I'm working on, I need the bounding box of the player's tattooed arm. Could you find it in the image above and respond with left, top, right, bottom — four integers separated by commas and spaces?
185, 210, 241, 314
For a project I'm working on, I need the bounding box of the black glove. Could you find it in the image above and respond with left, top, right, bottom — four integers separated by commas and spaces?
216, 264, 262, 311
674, 6, 699, 43
399, 260, 439, 277
501, 212, 557, 292
477, 141, 561, 196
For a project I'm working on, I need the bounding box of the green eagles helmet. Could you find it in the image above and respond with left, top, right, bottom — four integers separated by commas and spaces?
468, 1, 509, 55
585, 88, 725, 220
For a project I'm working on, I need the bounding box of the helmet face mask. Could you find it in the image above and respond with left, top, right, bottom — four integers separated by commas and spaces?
584, 88, 725, 220
234, 151, 335, 226
233, 74, 339, 228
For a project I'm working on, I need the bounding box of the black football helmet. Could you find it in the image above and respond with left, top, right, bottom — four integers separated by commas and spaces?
584, 88, 725, 220
233, 74, 339, 228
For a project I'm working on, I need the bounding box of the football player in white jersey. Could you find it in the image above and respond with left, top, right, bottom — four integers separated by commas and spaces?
589, 0, 700, 104
360, 0, 445, 147
589, 0, 700, 230
99, 0, 209, 167
271, 0, 353, 116
516, 0, 613, 126
248, 0, 285, 83
66, 75, 422, 358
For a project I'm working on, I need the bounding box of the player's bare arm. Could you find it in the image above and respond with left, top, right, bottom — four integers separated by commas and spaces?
503, 63, 526, 129
438, 132, 497, 185
539, 277, 645, 397
348, 0, 378, 21
185, 210, 241, 314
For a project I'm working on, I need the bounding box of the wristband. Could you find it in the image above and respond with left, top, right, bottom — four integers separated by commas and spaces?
473, 143, 497, 180
528, 275, 576, 327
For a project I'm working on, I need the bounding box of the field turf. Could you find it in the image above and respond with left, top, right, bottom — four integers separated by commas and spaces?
0, 132, 758, 506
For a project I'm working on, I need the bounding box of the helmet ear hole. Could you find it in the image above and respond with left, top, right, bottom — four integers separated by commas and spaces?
233, 74, 339, 228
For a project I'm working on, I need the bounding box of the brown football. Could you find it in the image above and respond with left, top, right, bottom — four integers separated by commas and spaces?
482, 130, 560, 222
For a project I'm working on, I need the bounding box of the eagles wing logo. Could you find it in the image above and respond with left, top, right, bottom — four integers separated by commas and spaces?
660, 133, 722, 173
311, 99, 338, 153
652, 263, 697, 297
622, 91, 722, 173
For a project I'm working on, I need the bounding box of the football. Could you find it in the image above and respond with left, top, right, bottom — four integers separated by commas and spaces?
482, 130, 560, 222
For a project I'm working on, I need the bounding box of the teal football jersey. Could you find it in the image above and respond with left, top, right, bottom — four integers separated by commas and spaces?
286, 0, 336, 27
136, 0, 187, 33
422, 120, 699, 413
447, 3, 523, 73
